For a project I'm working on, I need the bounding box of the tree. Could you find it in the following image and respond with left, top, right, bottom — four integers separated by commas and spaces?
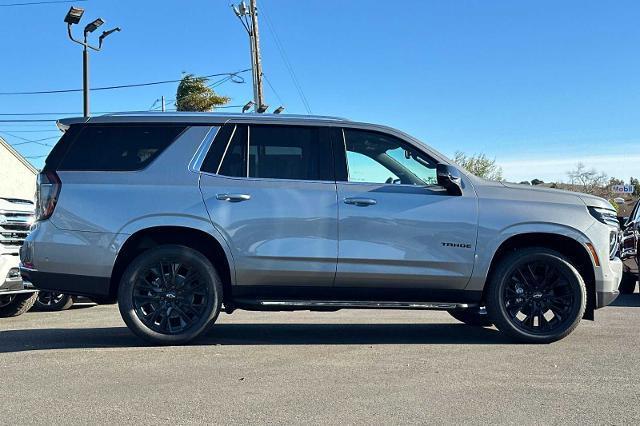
566, 163, 609, 197
531, 178, 544, 186
175, 74, 230, 112
519, 180, 531, 185
453, 151, 503, 181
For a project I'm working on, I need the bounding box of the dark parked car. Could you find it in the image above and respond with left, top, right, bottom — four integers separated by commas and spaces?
619, 200, 639, 294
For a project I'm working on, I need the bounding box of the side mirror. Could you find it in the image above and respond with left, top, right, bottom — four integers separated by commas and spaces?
437, 164, 462, 196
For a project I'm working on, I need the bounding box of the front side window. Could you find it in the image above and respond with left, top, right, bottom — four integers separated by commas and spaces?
216, 125, 333, 181
343, 129, 438, 185
58, 124, 186, 171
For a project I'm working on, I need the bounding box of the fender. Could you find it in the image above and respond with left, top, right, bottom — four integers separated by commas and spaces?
111, 213, 237, 286
465, 222, 594, 292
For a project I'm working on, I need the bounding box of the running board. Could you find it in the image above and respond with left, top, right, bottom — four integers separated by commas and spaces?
234, 299, 476, 311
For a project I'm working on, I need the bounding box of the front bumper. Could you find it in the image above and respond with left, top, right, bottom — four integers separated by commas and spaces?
1, 254, 37, 296
594, 257, 623, 309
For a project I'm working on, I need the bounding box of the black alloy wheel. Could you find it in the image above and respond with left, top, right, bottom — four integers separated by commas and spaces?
34, 292, 74, 311
487, 248, 586, 343
132, 260, 209, 335
502, 261, 575, 334
0, 294, 15, 309
118, 245, 222, 345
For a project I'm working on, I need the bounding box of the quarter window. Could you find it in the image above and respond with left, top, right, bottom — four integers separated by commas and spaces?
58, 124, 186, 171
343, 129, 438, 185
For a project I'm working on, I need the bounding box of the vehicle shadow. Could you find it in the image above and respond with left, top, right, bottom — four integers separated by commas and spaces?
611, 293, 640, 307
0, 323, 509, 353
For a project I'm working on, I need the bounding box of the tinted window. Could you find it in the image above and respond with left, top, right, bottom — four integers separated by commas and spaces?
200, 125, 235, 174
58, 125, 186, 171
344, 129, 438, 185
42, 125, 81, 172
218, 125, 248, 177
216, 125, 333, 181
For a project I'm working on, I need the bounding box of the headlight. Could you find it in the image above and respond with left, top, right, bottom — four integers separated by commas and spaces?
588, 206, 620, 228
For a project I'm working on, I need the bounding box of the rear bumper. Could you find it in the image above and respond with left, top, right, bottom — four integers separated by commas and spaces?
20, 267, 110, 299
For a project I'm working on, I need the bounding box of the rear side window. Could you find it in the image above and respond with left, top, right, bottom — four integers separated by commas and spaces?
57, 124, 186, 171
214, 125, 333, 181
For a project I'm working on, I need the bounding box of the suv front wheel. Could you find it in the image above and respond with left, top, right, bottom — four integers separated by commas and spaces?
486, 248, 586, 344
118, 245, 222, 345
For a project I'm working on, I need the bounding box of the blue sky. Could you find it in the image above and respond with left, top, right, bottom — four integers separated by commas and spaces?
1, 0, 639, 183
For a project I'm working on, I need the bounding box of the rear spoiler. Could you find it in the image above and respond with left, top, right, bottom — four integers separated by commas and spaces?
56, 117, 89, 133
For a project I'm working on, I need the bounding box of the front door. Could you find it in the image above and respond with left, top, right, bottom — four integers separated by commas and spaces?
334, 127, 478, 295
199, 124, 338, 291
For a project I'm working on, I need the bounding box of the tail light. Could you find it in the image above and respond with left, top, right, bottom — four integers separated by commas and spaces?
36, 171, 61, 221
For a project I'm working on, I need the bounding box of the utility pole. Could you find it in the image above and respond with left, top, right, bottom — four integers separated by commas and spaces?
232, 0, 267, 113
161, 96, 166, 112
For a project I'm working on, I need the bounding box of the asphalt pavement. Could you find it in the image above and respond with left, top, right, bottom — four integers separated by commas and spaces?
2, 295, 640, 424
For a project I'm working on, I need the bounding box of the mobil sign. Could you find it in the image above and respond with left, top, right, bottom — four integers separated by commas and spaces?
612, 184, 635, 194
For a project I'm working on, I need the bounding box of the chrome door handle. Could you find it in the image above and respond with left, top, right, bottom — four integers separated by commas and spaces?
216, 193, 251, 202
344, 197, 377, 207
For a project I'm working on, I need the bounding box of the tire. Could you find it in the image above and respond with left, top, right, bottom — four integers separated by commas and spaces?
118, 245, 223, 345
486, 248, 586, 344
33, 292, 75, 311
0, 292, 38, 318
448, 307, 493, 327
619, 273, 637, 295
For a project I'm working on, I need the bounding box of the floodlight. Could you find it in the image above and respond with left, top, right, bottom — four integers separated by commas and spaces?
242, 101, 255, 113
273, 106, 285, 114
99, 27, 121, 46
84, 18, 104, 34
64, 6, 84, 25
257, 104, 269, 113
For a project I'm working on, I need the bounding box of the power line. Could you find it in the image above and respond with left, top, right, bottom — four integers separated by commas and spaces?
260, 5, 312, 114
263, 73, 285, 106
0, 69, 251, 96
0, 131, 56, 146
0, 0, 85, 7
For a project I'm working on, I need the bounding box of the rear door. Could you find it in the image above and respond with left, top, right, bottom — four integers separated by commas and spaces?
199, 123, 338, 292
334, 127, 478, 295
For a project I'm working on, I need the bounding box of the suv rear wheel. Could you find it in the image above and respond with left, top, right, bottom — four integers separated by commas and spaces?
34, 292, 75, 311
118, 245, 222, 345
486, 248, 586, 344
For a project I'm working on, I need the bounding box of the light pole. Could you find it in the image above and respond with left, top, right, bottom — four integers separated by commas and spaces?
64, 6, 120, 118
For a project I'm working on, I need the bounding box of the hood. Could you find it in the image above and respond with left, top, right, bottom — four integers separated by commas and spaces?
499, 182, 614, 210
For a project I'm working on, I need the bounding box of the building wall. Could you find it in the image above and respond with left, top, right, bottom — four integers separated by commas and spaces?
0, 138, 37, 201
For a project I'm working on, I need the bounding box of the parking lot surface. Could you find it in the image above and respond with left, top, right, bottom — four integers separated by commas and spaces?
2, 295, 640, 425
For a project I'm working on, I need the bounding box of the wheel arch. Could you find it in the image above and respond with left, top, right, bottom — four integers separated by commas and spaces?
108, 226, 235, 304
482, 232, 597, 320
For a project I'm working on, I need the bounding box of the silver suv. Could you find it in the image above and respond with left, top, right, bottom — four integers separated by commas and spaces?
21, 113, 622, 344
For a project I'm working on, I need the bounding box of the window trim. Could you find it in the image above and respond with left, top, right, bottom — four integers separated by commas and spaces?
338, 127, 442, 188
189, 126, 221, 173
